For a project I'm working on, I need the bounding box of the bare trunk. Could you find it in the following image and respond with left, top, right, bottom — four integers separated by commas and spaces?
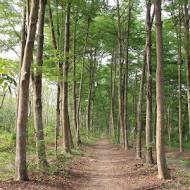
72, 20, 78, 145
177, 3, 183, 153
145, 0, 153, 164
167, 105, 171, 149
155, 0, 170, 179
124, 0, 132, 150
117, 0, 124, 147
153, 103, 157, 144
87, 48, 96, 139
15, 0, 39, 181
184, 1, 190, 137
55, 84, 60, 153
62, 1, 71, 153
110, 51, 116, 137
76, 18, 90, 145
16, 1, 27, 130
33, 0, 48, 168
136, 49, 146, 159
48, 1, 62, 153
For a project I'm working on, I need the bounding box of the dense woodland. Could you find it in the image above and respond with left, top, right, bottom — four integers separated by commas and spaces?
0, 0, 190, 185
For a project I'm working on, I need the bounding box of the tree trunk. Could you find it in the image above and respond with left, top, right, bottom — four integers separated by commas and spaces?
177, 3, 183, 153
117, 0, 124, 147
145, 0, 153, 164
184, 1, 190, 138
15, 0, 39, 181
48, 0, 62, 153
136, 49, 146, 159
76, 18, 90, 146
55, 84, 60, 153
110, 50, 116, 137
153, 103, 157, 144
32, 0, 48, 168
16, 1, 27, 130
154, 0, 170, 179
87, 48, 96, 139
72, 19, 78, 145
167, 105, 171, 149
124, 0, 132, 150
62, 1, 71, 153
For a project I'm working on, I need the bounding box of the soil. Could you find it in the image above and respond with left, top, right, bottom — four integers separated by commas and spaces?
0, 137, 190, 190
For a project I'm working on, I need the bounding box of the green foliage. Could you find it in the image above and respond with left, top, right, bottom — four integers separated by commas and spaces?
0, 58, 17, 93
0, 129, 15, 179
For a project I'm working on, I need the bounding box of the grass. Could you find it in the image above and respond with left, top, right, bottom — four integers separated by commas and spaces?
85, 152, 94, 158
167, 141, 190, 150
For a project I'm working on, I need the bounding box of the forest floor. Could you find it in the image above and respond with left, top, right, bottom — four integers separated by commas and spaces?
0, 137, 190, 189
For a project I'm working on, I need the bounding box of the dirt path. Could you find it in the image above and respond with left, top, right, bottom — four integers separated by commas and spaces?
77, 137, 165, 190
1, 137, 190, 189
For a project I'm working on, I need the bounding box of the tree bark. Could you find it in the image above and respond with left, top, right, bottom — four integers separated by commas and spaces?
136, 49, 146, 159
87, 48, 96, 139
145, 0, 153, 164
153, 103, 157, 144
72, 19, 78, 145
110, 50, 116, 137
124, 0, 132, 150
62, 1, 71, 153
16, 0, 27, 130
15, 0, 39, 181
117, 0, 124, 147
177, 3, 183, 152
48, 0, 62, 153
32, 0, 48, 168
154, 0, 170, 179
184, 1, 190, 138
76, 18, 90, 146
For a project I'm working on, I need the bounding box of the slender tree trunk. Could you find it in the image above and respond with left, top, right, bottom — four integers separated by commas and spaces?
154, 0, 170, 179
110, 50, 116, 137
48, 2, 57, 54
117, 0, 124, 146
87, 48, 96, 139
76, 18, 90, 146
32, 0, 48, 168
48, 1, 62, 153
153, 103, 157, 144
145, 0, 153, 164
171, 0, 183, 152
62, 1, 71, 153
124, 0, 132, 150
16, 1, 27, 130
177, 3, 183, 152
184, 1, 190, 137
15, 0, 39, 181
136, 49, 146, 159
167, 105, 171, 149
55, 84, 60, 153
72, 20, 78, 145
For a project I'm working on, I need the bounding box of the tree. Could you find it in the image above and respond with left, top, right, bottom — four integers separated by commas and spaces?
154, 0, 170, 179
15, 0, 39, 181
124, 0, 132, 150
136, 49, 146, 159
62, 0, 72, 153
145, 0, 153, 164
117, 0, 124, 146
170, 0, 183, 152
183, 1, 190, 138
32, 0, 48, 168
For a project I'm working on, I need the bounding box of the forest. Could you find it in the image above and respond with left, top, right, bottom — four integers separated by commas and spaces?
0, 0, 190, 189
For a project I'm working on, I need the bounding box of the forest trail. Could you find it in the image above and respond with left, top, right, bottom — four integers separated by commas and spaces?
1, 137, 190, 189
78, 137, 164, 190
